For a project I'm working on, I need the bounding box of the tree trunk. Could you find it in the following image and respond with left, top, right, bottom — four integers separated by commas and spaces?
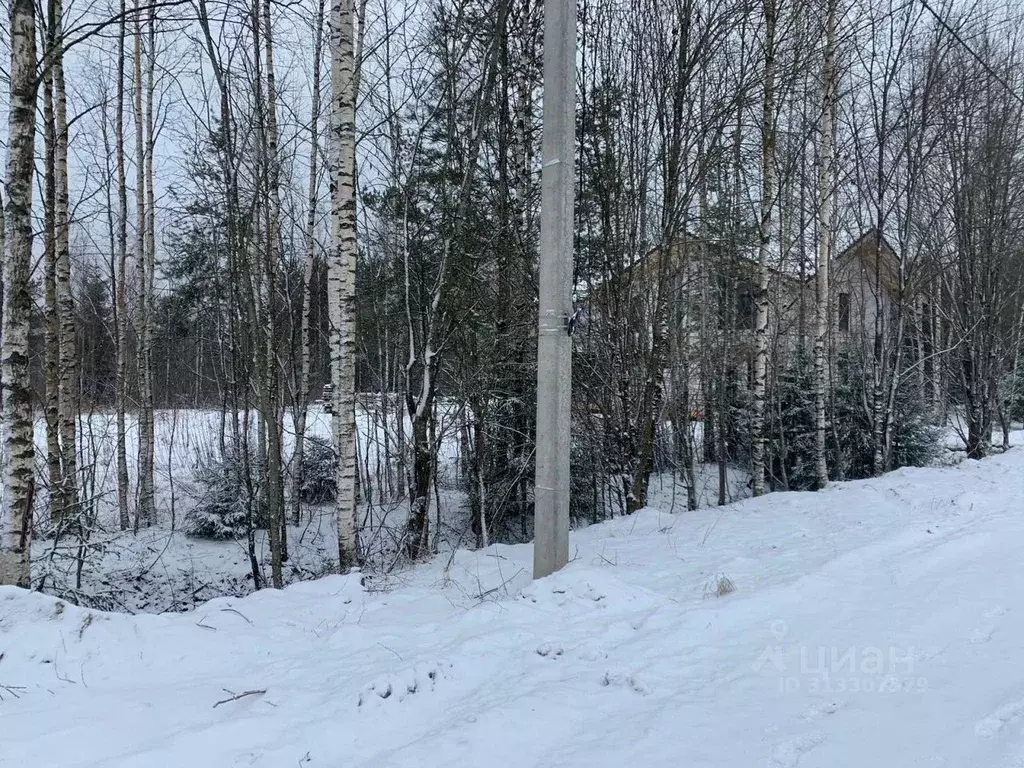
406, 404, 433, 559
133, 0, 156, 528
471, 403, 488, 549
42, 51, 64, 525
293, 0, 326, 526
676, 386, 699, 511
813, 0, 837, 491
54, 0, 80, 525
401, 0, 509, 560
115, 0, 131, 530
751, 0, 777, 497
1, 0, 38, 586
329, 0, 360, 571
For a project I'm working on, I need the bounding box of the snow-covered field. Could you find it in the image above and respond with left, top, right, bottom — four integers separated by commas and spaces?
4, 436, 1024, 766
28, 405, 753, 610
27, 404, 462, 609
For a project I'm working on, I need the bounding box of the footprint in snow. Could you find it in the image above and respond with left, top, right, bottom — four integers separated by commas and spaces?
969, 626, 995, 644
357, 661, 451, 708
600, 670, 651, 696
970, 607, 1009, 644
802, 701, 840, 721
520, 581, 610, 609
768, 734, 825, 768
577, 644, 609, 662
975, 699, 1024, 737
536, 642, 564, 659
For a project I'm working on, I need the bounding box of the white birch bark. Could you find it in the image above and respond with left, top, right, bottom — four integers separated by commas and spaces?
929, 277, 941, 415
751, 0, 778, 498
813, 0, 837, 490
134, 2, 156, 528
329, 0, 359, 571
42, 53, 64, 523
115, 0, 131, 530
54, 0, 79, 522
132, 0, 149, 526
0, 189, 3, 342
1, 0, 38, 586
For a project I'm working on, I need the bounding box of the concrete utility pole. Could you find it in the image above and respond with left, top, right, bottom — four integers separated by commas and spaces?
533, 0, 575, 579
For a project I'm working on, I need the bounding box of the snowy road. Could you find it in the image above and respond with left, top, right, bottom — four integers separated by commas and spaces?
3, 448, 1024, 767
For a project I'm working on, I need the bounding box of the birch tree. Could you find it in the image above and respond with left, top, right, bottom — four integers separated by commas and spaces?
750, 0, 778, 497
41, 21, 64, 525
329, 0, 359, 571
115, 0, 132, 530
253, 0, 287, 584
1, 0, 38, 587
133, 0, 157, 528
53, 0, 80, 527
813, 0, 838, 490
292, 0, 327, 526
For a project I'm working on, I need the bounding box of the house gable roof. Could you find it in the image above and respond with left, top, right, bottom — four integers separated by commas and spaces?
834, 228, 901, 295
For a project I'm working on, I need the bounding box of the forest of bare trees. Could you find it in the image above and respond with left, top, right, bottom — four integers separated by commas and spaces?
4, 0, 1024, 594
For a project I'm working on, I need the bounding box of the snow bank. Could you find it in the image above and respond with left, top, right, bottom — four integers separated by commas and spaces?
4, 448, 1024, 766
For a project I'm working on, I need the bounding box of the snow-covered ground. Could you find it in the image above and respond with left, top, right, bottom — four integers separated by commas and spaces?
27, 404, 463, 609
29, 404, 754, 610
4, 436, 1024, 766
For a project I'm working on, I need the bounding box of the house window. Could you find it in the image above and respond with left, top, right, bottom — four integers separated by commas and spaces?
838, 292, 850, 332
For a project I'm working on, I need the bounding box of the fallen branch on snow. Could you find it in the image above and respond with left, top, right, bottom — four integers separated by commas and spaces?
0, 684, 27, 701
213, 688, 266, 708
219, 607, 253, 625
